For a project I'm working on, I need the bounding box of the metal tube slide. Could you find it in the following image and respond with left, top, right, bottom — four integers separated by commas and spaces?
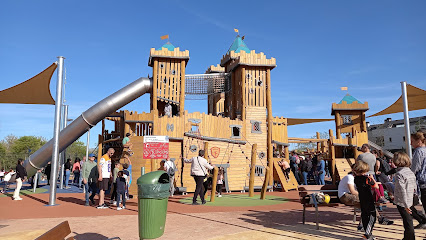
24, 77, 152, 176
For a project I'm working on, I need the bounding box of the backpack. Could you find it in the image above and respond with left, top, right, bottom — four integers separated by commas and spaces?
416, 158, 426, 186
380, 158, 392, 174
167, 161, 177, 177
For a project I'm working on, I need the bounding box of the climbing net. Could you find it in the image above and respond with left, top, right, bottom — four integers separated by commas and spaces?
185, 73, 231, 100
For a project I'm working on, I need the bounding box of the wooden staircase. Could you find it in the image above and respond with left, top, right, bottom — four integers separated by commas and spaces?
335, 158, 355, 180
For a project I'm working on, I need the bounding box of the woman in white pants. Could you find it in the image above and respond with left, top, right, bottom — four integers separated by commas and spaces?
13, 159, 27, 200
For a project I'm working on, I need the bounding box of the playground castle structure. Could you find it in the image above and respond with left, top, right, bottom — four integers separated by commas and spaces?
98, 36, 373, 195
18, 35, 386, 197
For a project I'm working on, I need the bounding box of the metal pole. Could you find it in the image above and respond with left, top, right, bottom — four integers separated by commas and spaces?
59, 106, 65, 189
33, 172, 38, 193
62, 105, 69, 189
401, 81, 412, 159
141, 167, 145, 176
85, 129, 90, 162
48, 56, 65, 206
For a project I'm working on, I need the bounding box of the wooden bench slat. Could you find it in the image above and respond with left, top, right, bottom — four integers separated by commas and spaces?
35, 221, 72, 240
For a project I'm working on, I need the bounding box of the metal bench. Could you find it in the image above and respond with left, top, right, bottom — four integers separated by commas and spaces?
298, 185, 340, 230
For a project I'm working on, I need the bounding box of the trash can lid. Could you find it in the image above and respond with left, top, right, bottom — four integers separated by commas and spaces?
137, 170, 169, 185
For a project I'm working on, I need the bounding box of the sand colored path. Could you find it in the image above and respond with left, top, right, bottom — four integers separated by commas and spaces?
1, 190, 426, 239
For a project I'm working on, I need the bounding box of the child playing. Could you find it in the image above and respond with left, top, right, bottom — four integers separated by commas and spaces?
110, 162, 120, 205
393, 152, 426, 240
123, 162, 131, 199
353, 160, 378, 240
116, 171, 127, 210
217, 167, 224, 197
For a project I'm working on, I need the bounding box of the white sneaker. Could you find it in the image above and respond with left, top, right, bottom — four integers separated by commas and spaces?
218, 195, 222, 197
117, 207, 123, 211
122, 206, 126, 209
113, 201, 117, 205
13, 197, 22, 201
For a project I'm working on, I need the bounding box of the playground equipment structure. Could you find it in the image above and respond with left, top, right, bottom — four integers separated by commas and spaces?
21, 35, 384, 196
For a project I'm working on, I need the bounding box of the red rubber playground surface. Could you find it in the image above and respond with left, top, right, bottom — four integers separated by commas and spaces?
1, 184, 426, 239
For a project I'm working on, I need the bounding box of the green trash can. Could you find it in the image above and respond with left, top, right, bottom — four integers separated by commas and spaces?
137, 170, 170, 239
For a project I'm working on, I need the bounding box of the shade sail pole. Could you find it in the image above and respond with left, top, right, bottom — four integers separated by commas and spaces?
48, 56, 65, 206
401, 81, 412, 159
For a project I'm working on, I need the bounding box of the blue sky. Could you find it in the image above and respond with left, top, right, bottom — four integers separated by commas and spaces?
0, 1, 425, 148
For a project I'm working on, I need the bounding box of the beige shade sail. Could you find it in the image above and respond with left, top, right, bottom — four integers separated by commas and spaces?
0, 63, 57, 105
287, 118, 333, 126
368, 84, 426, 117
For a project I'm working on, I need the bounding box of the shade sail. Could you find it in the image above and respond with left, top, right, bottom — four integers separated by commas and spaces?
368, 84, 426, 117
0, 63, 57, 105
287, 118, 333, 126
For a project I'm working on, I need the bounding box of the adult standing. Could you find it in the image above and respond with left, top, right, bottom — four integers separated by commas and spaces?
300, 156, 312, 185
290, 152, 301, 184
13, 159, 27, 200
64, 158, 72, 189
44, 162, 51, 185
184, 150, 214, 205
72, 158, 81, 186
356, 144, 376, 176
410, 131, 426, 229
79, 156, 86, 189
163, 158, 177, 197
81, 153, 98, 206
97, 148, 114, 209
316, 155, 326, 185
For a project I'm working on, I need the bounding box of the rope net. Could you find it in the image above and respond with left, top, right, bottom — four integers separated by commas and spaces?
185, 73, 231, 96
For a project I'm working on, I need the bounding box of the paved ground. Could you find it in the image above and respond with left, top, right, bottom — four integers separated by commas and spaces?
1, 184, 426, 239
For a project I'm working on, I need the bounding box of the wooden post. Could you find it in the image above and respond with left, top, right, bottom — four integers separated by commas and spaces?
210, 167, 218, 202
151, 159, 157, 172
97, 134, 103, 166
352, 127, 359, 159
335, 112, 341, 139
328, 129, 336, 185
101, 119, 105, 135
241, 68, 246, 120
179, 59, 186, 116
285, 147, 289, 160
361, 112, 367, 132
261, 68, 273, 199
204, 142, 209, 158
316, 132, 321, 151
152, 60, 158, 112
249, 144, 257, 197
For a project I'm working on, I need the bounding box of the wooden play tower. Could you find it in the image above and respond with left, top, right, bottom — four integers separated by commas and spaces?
98, 36, 303, 195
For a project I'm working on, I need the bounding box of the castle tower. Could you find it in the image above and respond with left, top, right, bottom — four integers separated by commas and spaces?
220, 36, 276, 185
331, 94, 369, 139
148, 42, 189, 116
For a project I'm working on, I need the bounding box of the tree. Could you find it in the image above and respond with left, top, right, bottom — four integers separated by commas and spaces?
66, 140, 87, 160
293, 131, 329, 152
11, 136, 47, 156
0, 143, 6, 170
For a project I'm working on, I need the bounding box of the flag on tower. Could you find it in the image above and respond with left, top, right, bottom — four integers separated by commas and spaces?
160, 35, 169, 40
234, 28, 239, 33
341, 87, 348, 91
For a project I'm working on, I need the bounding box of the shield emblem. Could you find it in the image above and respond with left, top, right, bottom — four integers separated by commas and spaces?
211, 147, 220, 158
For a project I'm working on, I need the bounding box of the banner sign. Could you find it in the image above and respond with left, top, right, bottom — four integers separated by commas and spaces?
143, 136, 169, 159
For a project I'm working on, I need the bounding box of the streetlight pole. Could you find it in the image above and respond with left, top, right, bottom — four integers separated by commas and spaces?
401, 81, 412, 159
48, 56, 65, 206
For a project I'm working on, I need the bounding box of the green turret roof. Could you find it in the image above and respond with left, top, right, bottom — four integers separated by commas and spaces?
157, 42, 175, 51
228, 36, 250, 53
339, 94, 363, 104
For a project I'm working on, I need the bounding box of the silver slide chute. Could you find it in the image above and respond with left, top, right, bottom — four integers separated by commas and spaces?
24, 77, 152, 176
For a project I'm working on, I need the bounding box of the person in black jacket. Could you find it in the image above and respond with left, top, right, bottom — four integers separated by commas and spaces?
13, 159, 27, 200
353, 160, 378, 240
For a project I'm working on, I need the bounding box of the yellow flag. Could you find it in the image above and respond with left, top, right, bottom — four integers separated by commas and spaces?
160, 35, 169, 40
234, 28, 239, 33
341, 87, 348, 91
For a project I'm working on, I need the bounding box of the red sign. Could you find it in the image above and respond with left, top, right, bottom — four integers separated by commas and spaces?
143, 136, 169, 159
211, 147, 220, 158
